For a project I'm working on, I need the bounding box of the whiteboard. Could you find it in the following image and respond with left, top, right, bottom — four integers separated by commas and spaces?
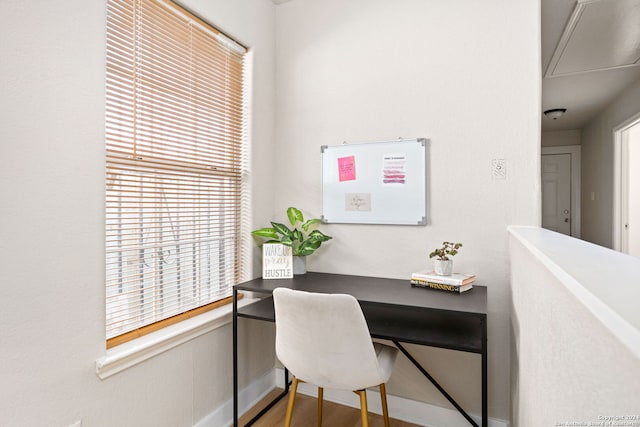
321, 138, 427, 225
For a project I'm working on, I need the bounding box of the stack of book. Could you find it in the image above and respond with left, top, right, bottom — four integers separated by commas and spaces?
410, 270, 476, 293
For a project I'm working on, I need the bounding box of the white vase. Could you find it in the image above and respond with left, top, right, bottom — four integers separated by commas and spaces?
434, 259, 453, 276
293, 256, 307, 275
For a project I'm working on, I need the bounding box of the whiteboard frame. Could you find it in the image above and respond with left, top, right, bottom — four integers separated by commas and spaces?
321, 138, 427, 225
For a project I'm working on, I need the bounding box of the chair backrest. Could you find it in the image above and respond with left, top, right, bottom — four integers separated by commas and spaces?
273, 287, 385, 391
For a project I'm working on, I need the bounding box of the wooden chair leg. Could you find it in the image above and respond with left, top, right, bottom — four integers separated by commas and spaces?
379, 383, 390, 427
357, 390, 369, 427
317, 386, 323, 427
284, 377, 299, 427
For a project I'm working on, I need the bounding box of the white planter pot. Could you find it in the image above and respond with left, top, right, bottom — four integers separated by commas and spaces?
293, 256, 307, 275
434, 259, 453, 276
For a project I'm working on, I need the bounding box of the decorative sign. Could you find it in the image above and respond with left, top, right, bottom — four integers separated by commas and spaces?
262, 243, 293, 279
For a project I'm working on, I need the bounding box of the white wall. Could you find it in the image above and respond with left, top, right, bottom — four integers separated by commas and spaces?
0, 1, 276, 425
581, 78, 640, 248
509, 226, 640, 426
274, 0, 541, 422
542, 129, 581, 147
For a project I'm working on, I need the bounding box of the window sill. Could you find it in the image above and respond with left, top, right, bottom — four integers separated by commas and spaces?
95, 297, 259, 379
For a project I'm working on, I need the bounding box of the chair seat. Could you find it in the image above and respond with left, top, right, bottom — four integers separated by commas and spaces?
373, 342, 398, 385
295, 342, 398, 391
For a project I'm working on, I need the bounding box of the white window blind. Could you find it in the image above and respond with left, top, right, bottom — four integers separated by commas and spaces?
105, 0, 247, 343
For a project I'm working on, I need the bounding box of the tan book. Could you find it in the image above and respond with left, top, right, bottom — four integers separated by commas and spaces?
410, 270, 476, 286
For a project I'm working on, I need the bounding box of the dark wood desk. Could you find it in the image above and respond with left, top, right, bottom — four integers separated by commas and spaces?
232, 272, 487, 427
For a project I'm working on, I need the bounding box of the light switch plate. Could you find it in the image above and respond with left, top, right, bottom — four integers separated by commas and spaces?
492, 159, 506, 180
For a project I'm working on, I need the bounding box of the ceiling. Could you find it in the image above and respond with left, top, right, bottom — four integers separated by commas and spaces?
541, 0, 640, 131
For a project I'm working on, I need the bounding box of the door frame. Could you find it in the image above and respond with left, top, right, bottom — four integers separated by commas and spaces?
542, 145, 581, 237
613, 112, 640, 253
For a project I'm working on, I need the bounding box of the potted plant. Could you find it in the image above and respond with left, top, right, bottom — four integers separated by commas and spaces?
251, 207, 332, 274
429, 241, 463, 276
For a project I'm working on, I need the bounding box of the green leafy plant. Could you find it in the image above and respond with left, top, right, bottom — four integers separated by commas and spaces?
251, 207, 332, 256
429, 241, 463, 261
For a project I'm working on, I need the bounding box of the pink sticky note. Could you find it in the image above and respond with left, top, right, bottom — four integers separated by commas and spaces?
338, 156, 356, 182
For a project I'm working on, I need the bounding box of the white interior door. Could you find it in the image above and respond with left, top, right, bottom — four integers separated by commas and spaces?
542, 153, 572, 235
621, 121, 640, 258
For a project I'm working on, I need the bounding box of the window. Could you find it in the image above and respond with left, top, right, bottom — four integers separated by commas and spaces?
105, 0, 247, 346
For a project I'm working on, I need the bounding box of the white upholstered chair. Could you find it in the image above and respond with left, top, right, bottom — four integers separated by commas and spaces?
273, 287, 399, 427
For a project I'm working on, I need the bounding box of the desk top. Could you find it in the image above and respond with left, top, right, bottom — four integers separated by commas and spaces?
235, 272, 487, 318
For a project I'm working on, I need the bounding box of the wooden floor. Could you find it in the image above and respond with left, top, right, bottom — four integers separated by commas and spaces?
236, 388, 424, 427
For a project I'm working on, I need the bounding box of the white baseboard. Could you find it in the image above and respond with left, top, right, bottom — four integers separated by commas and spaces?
194, 369, 276, 427
274, 368, 508, 427
196, 367, 509, 427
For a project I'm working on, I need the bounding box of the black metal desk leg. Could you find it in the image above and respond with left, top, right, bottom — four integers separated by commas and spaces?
232, 293, 292, 427
393, 341, 479, 427
233, 288, 239, 427
243, 370, 291, 426
482, 318, 488, 427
